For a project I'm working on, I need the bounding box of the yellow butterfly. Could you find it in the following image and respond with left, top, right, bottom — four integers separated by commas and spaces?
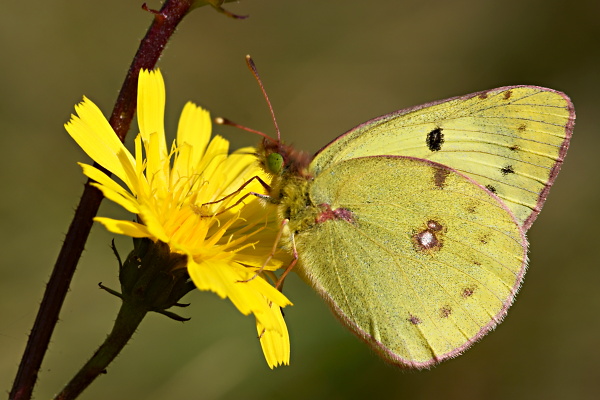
228, 57, 574, 368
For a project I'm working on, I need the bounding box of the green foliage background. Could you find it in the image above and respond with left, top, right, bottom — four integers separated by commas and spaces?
1, 1, 598, 399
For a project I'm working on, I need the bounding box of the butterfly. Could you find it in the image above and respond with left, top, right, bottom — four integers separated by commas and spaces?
226, 56, 574, 368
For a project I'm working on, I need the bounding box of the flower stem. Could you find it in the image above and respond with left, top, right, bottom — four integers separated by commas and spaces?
9, 1, 194, 399
53, 301, 148, 400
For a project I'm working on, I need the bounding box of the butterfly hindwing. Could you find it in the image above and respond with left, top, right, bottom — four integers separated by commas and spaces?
294, 156, 527, 367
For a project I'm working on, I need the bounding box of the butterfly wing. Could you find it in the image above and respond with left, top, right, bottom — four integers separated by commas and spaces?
310, 86, 574, 230
295, 156, 527, 367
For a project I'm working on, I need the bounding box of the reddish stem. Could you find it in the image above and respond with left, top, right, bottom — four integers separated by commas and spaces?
9, 1, 194, 399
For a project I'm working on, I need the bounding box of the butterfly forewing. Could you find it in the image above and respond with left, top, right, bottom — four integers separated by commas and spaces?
311, 86, 574, 230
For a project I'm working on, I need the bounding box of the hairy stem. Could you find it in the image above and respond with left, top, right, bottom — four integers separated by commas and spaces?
53, 302, 148, 400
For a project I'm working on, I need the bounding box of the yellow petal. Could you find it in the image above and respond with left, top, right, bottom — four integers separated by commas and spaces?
138, 69, 167, 156
193, 135, 229, 182
65, 97, 135, 186
188, 258, 291, 318
176, 102, 211, 164
80, 164, 140, 214
94, 217, 152, 238
89, 182, 140, 214
257, 303, 290, 368
144, 131, 169, 199
171, 141, 194, 190
137, 203, 171, 243
220, 147, 256, 185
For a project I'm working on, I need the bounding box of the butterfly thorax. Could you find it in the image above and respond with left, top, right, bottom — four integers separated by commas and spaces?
257, 138, 322, 234
280, 174, 323, 232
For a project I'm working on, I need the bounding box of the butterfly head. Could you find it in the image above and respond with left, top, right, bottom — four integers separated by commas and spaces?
258, 137, 313, 178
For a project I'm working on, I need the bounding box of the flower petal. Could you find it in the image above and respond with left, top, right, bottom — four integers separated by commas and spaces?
65, 97, 135, 186
188, 258, 291, 318
94, 217, 152, 238
89, 183, 140, 215
79, 164, 140, 214
176, 102, 211, 164
136, 203, 171, 243
137, 69, 167, 154
257, 303, 290, 368
144, 131, 169, 198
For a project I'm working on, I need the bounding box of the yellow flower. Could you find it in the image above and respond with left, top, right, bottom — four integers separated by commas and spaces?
65, 69, 291, 368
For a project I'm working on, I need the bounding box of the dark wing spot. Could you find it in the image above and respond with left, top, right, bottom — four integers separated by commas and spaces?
485, 184, 497, 194
413, 220, 445, 253
509, 144, 520, 151
462, 288, 475, 298
517, 124, 527, 132
440, 306, 452, 318
426, 128, 444, 152
408, 314, 422, 325
427, 220, 443, 232
478, 93, 488, 100
503, 90, 513, 100
500, 165, 515, 175
433, 167, 450, 188
414, 231, 439, 251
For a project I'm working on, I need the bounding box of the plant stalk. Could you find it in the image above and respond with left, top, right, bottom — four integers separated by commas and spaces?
9, 2, 194, 399
53, 301, 148, 400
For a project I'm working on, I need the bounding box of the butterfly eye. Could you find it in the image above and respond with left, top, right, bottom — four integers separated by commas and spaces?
267, 152, 284, 174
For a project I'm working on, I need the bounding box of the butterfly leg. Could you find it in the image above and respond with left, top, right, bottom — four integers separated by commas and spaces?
238, 218, 289, 283
198, 175, 272, 216
202, 174, 271, 205
242, 219, 299, 291
257, 223, 297, 340
275, 229, 298, 291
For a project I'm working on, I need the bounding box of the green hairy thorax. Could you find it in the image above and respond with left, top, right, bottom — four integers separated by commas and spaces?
256, 137, 321, 235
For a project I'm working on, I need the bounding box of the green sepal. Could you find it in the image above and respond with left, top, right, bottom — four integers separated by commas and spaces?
110, 238, 195, 321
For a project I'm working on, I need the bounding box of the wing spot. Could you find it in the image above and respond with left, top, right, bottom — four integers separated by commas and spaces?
426, 128, 444, 152
440, 306, 452, 318
517, 124, 527, 132
413, 220, 445, 253
433, 167, 450, 188
478, 93, 488, 99
485, 184, 497, 194
501, 165, 515, 175
427, 220, 443, 231
408, 314, 422, 325
503, 90, 513, 100
462, 287, 475, 298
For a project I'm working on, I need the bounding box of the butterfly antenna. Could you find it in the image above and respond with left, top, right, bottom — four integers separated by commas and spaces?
245, 55, 282, 143
214, 117, 274, 142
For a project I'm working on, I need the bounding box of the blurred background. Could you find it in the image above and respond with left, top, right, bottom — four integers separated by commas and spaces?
1, 0, 599, 399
